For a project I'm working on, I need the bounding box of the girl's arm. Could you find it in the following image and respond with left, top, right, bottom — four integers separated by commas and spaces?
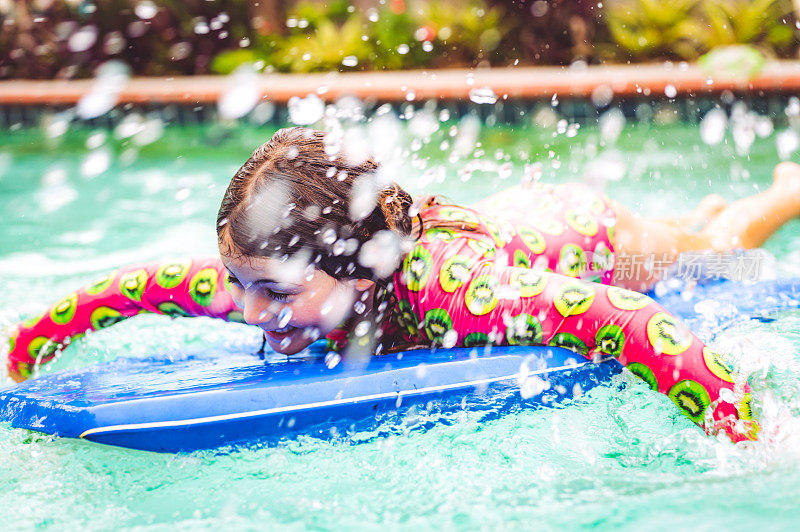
5, 257, 241, 381
395, 236, 757, 442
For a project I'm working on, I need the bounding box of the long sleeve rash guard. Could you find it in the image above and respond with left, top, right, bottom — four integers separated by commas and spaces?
4, 188, 757, 441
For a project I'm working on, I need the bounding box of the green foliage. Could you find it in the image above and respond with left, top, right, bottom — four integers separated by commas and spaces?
370, 8, 425, 70
418, 1, 505, 53
1, 0, 796, 78
604, 0, 797, 60
271, 14, 367, 73
700, 0, 796, 48
210, 0, 509, 74
211, 49, 269, 76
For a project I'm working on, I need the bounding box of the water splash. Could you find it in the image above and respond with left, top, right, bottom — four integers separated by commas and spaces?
288, 94, 325, 125
76, 61, 130, 120
469, 87, 498, 105
218, 65, 261, 120
700, 108, 727, 145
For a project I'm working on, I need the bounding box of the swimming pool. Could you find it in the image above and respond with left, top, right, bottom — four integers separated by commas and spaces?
2, 113, 800, 529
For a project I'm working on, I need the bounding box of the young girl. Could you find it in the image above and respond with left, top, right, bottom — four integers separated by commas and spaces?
7, 127, 800, 442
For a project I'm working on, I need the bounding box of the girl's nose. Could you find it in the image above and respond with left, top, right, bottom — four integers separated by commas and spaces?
242, 293, 274, 326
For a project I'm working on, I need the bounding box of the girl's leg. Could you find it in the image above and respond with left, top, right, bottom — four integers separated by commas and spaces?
610, 202, 711, 291
649, 194, 727, 231
612, 162, 800, 291
699, 162, 800, 250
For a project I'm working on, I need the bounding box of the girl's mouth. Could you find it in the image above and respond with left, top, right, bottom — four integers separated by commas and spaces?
265, 324, 298, 340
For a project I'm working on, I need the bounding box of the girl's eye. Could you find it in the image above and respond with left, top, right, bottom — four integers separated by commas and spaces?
266, 289, 293, 302
226, 274, 242, 287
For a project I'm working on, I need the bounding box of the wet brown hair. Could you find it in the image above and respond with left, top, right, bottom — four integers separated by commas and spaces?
217, 127, 417, 282
217, 127, 485, 354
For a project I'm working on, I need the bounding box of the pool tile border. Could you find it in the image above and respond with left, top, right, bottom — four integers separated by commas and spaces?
1, 61, 799, 105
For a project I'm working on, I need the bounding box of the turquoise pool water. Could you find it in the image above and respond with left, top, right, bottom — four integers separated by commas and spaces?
2, 115, 800, 529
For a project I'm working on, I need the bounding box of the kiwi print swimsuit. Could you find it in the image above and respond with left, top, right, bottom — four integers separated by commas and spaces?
6, 183, 756, 442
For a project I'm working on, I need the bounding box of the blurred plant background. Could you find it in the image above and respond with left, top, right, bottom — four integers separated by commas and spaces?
0, 0, 798, 79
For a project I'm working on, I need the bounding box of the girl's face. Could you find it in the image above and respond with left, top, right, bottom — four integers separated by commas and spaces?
221, 251, 374, 354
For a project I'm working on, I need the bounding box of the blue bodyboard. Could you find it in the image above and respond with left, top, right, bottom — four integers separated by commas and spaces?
1, 346, 618, 452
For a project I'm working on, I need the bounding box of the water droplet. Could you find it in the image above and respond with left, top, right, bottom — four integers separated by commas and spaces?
409, 109, 439, 139
77, 61, 130, 120
422, 41, 433, 52
359, 230, 403, 278
194, 18, 210, 35
332, 239, 346, 255
288, 94, 325, 125
664, 84, 677, 98
442, 329, 458, 348
777, 129, 799, 160
599, 108, 625, 144
134, 0, 157, 19
127, 20, 148, 38
218, 65, 260, 120
531, 0, 548, 16
700, 108, 727, 145
103, 31, 126, 55
397, 44, 410, 55
354, 320, 370, 337
566, 123, 580, 138
42, 166, 67, 187
175, 187, 190, 201
114, 113, 143, 139
590, 84, 613, 107
452, 114, 481, 157
786, 96, 800, 118
325, 352, 341, 369
133, 116, 163, 146
37, 181, 77, 213
519, 374, 550, 399
302, 327, 320, 341
280, 336, 291, 349
342, 56, 358, 67
43, 111, 72, 139
81, 148, 111, 178
498, 162, 512, 180
353, 300, 366, 314
86, 131, 106, 150
68, 25, 98, 52
277, 307, 293, 328
469, 87, 498, 105
322, 228, 337, 245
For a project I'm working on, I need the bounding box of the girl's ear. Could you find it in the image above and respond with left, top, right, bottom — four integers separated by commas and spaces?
354, 278, 375, 291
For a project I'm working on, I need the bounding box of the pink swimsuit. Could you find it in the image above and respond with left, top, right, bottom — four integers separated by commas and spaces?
5, 185, 757, 442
